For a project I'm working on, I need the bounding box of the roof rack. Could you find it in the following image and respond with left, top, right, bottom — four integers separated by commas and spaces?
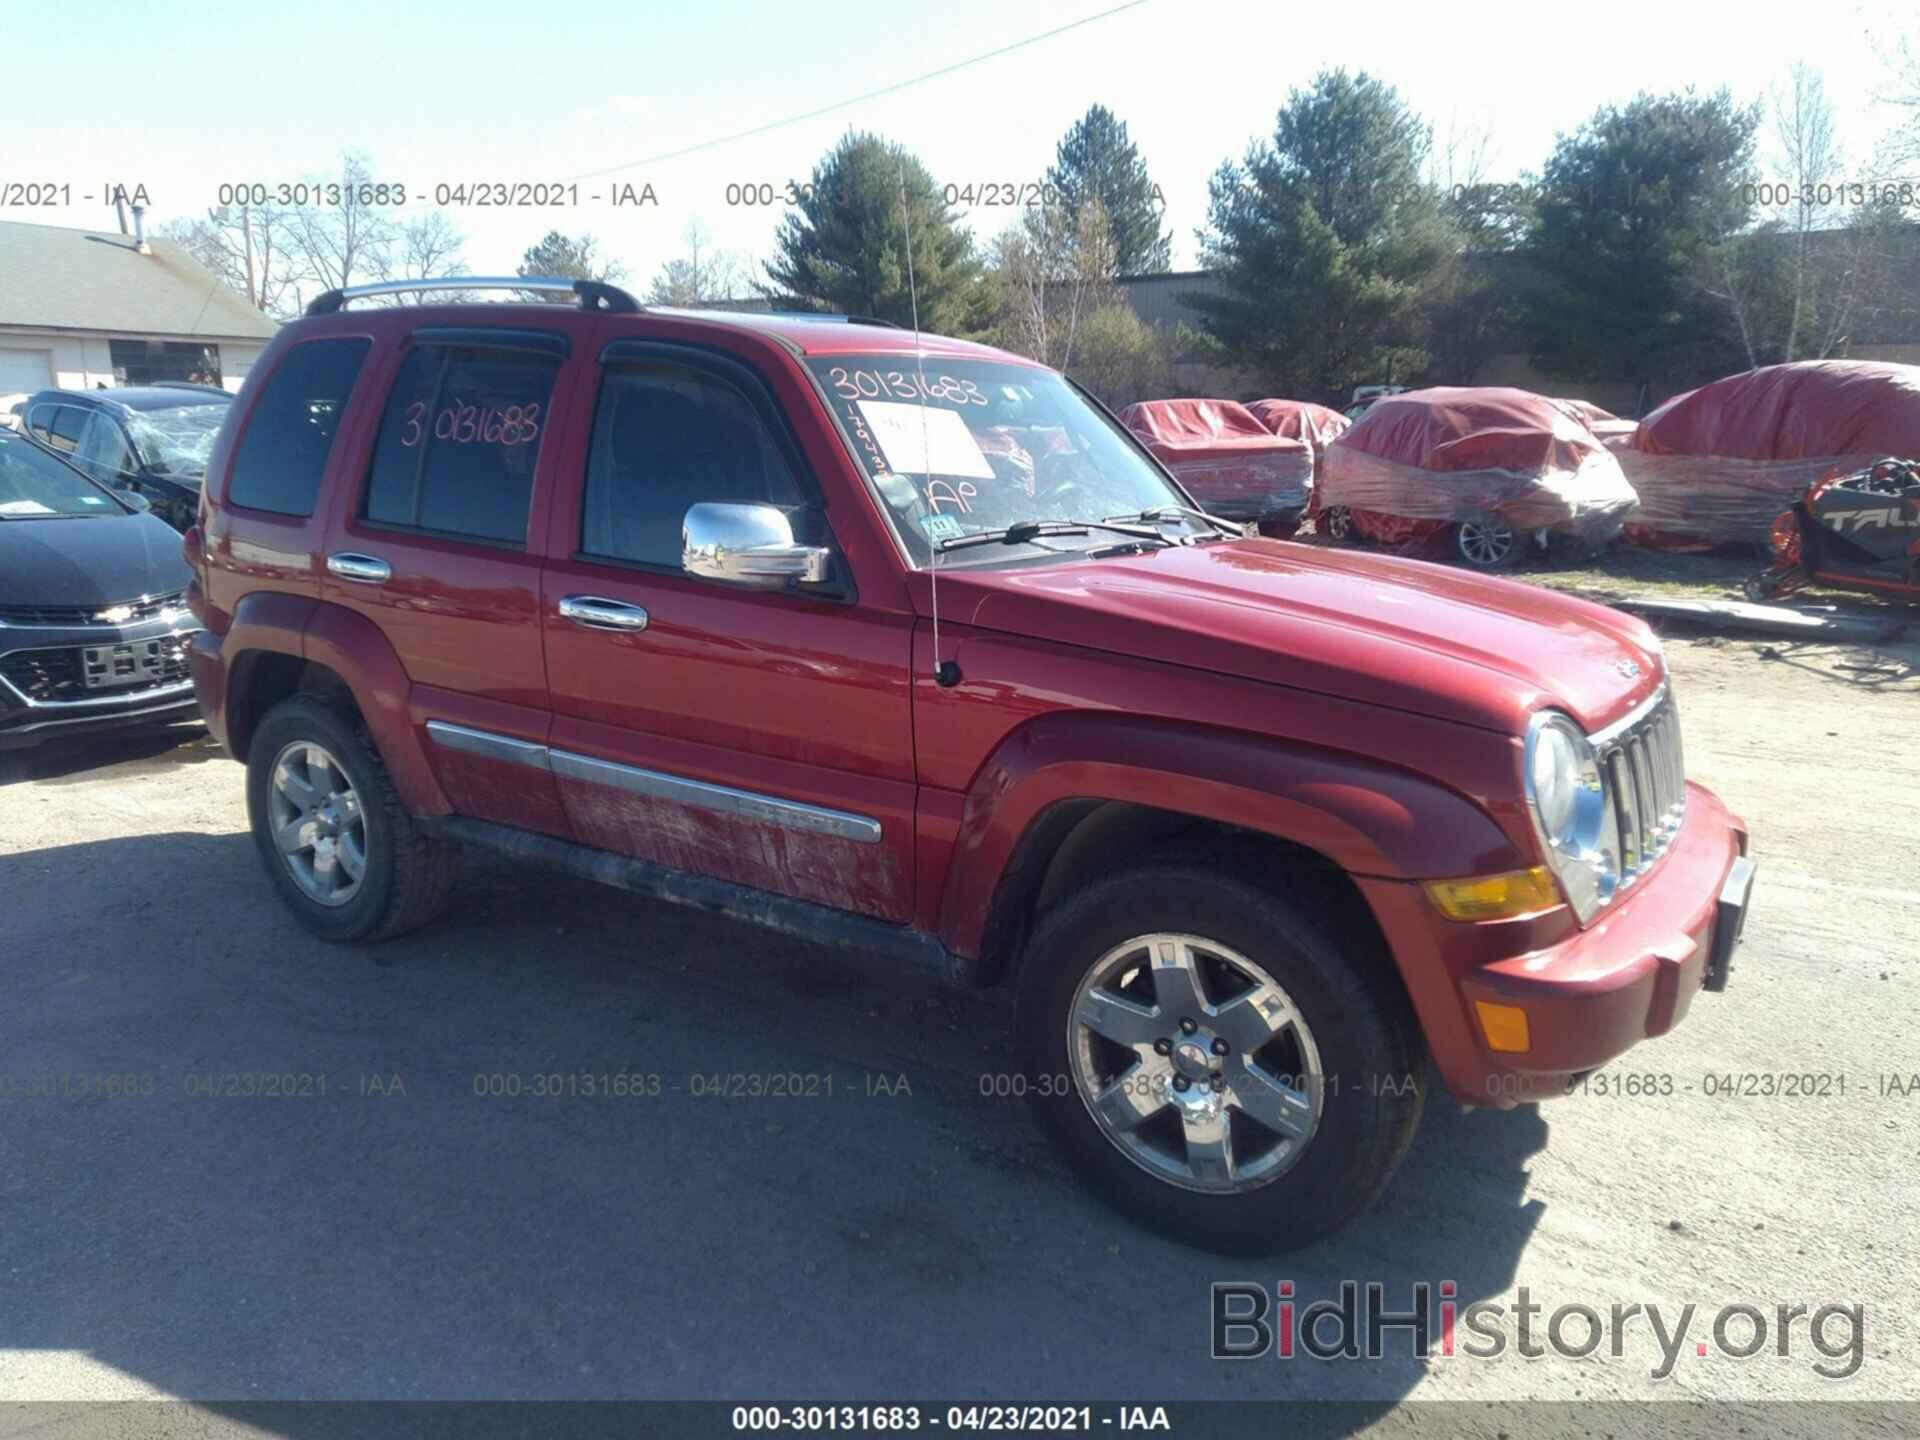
765, 310, 903, 329
304, 276, 641, 317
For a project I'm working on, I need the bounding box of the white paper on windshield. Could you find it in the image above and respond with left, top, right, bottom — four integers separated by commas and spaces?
0, 500, 53, 515
857, 400, 996, 480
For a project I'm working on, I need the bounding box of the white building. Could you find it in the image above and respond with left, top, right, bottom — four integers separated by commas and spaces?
0, 219, 279, 414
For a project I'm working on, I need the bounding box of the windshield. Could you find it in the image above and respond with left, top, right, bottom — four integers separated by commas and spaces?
127, 403, 227, 478
0, 434, 127, 518
806, 354, 1197, 565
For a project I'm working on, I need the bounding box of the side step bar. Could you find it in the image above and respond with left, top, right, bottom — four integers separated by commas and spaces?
422, 816, 978, 986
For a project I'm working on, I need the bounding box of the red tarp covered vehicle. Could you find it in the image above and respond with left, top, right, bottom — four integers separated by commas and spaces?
1313, 386, 1639, 568
1119, 399, 1314, 535
1620, 360, 1920, 548
1246, 398, 1352, 452
1553, 398, 1637, 449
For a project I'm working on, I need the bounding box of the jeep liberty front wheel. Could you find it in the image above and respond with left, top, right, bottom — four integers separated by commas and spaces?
1016, 864, 1424, 1254
246, 696, 460, 942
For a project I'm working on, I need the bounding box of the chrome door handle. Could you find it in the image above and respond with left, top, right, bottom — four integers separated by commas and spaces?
327, 552, 391, 584
559, 595, 650, 631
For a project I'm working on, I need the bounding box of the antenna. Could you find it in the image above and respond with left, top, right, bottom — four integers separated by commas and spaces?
899, 157, 961, 688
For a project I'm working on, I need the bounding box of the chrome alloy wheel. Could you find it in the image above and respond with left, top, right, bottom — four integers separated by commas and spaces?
1067, 933, 1324, 1193
267, 740, 367, 906
1456, 519, 1516, 567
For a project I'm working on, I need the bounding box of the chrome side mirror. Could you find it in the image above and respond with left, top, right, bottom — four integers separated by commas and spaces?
683, 502, 830, 588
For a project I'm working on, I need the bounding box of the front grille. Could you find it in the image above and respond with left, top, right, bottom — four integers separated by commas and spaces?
0, 638, 191, 704
0, 591, 188, 627
1598, 690, 1686, 890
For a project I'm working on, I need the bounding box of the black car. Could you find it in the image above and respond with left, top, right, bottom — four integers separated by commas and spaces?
20, 384, 231, 532
0, 427, 200, 749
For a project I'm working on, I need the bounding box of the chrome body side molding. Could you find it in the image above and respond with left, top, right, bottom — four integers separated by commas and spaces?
424, 721, 881, 844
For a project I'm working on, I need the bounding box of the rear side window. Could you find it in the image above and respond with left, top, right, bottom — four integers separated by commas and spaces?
362, 344, 557, 546
227, 338, 371, 516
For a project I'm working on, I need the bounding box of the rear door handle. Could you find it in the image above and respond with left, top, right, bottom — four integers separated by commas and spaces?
559, 595, 650, 632
327, 552, 391, 584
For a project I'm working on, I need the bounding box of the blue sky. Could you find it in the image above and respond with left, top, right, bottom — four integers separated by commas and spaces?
5, 0, 1914, 292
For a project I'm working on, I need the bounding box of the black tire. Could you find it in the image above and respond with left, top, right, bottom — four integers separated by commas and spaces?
246, 695, 460, 943
1320, 505, 1354, 542
1014, 862, 1425, 1255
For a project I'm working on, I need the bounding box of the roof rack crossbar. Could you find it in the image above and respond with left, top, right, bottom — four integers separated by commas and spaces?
304, 276, 641, 317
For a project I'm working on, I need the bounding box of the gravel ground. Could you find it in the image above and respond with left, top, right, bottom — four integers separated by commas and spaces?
0, 588, 1915, 1424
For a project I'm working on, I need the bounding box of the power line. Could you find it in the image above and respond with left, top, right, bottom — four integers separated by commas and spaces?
564, 1, 1151, 183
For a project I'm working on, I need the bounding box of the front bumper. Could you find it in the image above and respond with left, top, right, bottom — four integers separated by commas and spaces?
1359, 781, 1752, 1107
0, 617, 202, 750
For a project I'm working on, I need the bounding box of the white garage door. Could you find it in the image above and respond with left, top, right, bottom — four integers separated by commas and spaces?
0, 347, 54, 399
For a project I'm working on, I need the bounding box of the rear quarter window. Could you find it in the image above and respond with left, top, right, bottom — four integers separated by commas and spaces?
227, 338, 372, 516
360, 343, 557, 546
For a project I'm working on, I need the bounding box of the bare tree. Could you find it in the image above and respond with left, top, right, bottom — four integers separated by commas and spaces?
1772, 63, 1845, 360
389, 211, 466, 299
290, 151, 400, 294
645, 219, 744, 306
1876, 31, 1920, 172
1705, 64, 1871, 365
990, 197, 1114, 372
155, 203, 307, 317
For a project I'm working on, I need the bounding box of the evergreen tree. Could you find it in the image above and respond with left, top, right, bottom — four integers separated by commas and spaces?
1523, 89, 1758, 394
762, 132, 985, 332
1192, 69, 1457, 401
1045, 105, 1172, 275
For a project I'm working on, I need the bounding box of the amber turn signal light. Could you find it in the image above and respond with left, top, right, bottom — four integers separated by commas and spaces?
1423, 866, 1561, 922
1474, 1001, 1532, 1054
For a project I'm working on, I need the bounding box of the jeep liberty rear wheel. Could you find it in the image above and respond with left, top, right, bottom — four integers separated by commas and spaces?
1015, 864, 1424, 1254
246, 697, 459, 943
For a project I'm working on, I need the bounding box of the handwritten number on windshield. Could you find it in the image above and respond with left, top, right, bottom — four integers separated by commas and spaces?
828, 367, 987, 406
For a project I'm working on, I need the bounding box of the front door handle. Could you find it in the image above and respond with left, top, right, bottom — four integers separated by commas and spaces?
327, 552, 391, 584
559, 595, 650, 632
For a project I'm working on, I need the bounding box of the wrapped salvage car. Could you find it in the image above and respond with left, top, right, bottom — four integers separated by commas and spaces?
1247, 398, 1352, 454
1313, 386, 1639, 568
1119, 399, 1313, 537
1552, 398, 1637, 450
1620, 360, 1920, 549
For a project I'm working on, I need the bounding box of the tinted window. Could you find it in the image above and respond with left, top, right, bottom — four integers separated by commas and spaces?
27, 404, 88, 456
228, 338, 371, 516
582, 361, 807, 568
363, 345, 556, 545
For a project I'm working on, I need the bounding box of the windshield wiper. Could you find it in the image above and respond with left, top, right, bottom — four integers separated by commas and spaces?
1103, 505, 1251, 540
937, 518, 1169, 553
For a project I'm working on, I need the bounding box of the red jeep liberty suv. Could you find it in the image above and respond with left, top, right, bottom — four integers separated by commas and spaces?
184, 279, 1755, 1253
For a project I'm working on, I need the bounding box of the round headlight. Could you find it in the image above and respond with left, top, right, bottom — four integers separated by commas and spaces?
1528, 718, 1583, 849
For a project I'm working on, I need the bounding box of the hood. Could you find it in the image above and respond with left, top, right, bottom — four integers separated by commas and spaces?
0, 511, 191, 609
939, 540, 1663, 735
